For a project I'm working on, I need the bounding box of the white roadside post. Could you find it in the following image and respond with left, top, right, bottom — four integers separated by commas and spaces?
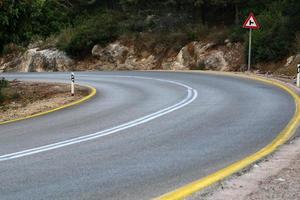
243, 12, 260, 72
297, 64, 300, 87
71, 72, 75, 96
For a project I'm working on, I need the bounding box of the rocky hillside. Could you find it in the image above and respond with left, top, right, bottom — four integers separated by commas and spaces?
0, 38, 245, 72
0, 48, 73, 72
1, 37, 299, 77
0, 1, 299, 75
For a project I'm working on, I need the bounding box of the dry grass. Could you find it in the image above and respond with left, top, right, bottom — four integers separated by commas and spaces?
0, 81, 90, 122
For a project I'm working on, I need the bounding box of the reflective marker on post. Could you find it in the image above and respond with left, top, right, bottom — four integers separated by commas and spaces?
297, 64, 300, 88
71, 72, 75, 96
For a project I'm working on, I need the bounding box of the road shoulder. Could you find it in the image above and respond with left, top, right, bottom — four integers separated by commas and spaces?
189, 134, 300, 200
0, 80, 96, 125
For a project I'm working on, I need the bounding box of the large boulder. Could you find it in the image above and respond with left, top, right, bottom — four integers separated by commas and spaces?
92, 42, 130, 65
285, 54, 300, 67
91, 41, 159, 70
171, 42, 215, 70
2, 48, 74, 72
201, 50, 228, 71
170, 41, 244, 71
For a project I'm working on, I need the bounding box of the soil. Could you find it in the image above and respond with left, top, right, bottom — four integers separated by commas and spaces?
245, 148, 300, 200
188, 135, 300, 200
0, 80, 90, 122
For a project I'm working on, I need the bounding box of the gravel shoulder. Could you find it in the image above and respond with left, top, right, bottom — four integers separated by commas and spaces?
188, 134, 300, 200
0, 81, 90, 123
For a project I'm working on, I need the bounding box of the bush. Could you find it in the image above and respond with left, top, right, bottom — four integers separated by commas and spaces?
294, 32, 300, 53
251, 17, 291, 63
229, 26, 247, 43
250, 2, 295, 63
183, 24, 209, 42
0, 78, 9, 104
2, 43, 26, 55
58, 11, 120, 58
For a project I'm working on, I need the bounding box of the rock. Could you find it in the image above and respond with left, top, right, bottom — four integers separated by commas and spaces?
91, 41, 160, 70
285, 54, 300, 67
2, 48, 73, 72
171, 41, 212, 70
28, 40, 44, 49
171, 49, 190, 70
275, 178, 286, 182
201, 50, 228, 71
145, 15, 155, 23
285, 56, 295, 67
294, 54, 300, 63
1, 38, 245, 72
170, 41, 235, 71
226, 42, 233, 48
40, 38, 244, 72
92, 42, 130, 65
0, 66, 5, 73
253, 164, 260, 168
224, 39, 230, 44
91, 45, 103, 58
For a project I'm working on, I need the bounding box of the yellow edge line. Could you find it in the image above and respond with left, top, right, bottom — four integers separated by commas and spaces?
0, 84, 97, 125
155, 71, 300, 200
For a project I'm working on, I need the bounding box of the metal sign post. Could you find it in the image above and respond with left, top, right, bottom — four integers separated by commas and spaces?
243, 12, 260, 72
71, 72, 75, 96
297, 64, 300, 88
248, 29, 252, 71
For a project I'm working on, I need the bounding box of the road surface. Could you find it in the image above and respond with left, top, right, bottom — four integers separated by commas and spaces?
0, 72, 295, 200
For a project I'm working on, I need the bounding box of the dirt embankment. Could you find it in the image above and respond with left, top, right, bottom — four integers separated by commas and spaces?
0, 80, 90, 123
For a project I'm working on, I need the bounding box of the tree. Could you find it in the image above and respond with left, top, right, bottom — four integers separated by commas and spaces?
0, 0, 41, 52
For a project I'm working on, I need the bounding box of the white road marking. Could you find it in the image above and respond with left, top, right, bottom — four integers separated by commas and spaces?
0, 76, 198, 162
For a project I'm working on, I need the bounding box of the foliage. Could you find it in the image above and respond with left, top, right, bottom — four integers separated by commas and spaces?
0, 78, 9, 104
0, 0, 70, 53
294, 32, 300, 53
57, 11, 120, 58
0, 0, 300, 63
229, 26, 246, 43
250, 1, 300, 63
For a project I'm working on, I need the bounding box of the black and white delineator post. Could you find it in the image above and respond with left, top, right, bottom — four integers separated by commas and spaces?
242, 13, 260, 71
297, 64, 300, 88
71, 72, 75, 96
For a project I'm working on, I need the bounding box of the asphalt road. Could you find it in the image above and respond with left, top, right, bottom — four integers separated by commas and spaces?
0, 71, 295, 200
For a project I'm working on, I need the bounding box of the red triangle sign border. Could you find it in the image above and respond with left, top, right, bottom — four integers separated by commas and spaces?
243, 12, 260, 30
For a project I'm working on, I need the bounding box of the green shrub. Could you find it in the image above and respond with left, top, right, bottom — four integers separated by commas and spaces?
58, 11, 120, 58
250, 2, 295, 64
183, 24, 209, 41
229, 26, 247, 43
2, 43, 26, 55
294, 32, 300, 53
0, 78, 8, 89
0, 78, 9, 104
251, 18, 291, 63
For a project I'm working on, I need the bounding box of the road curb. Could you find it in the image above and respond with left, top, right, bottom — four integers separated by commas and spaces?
155, 71, 300, 200
0, 84, 97, 125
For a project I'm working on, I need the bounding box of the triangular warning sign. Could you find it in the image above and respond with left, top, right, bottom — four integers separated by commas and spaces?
243, 12, 260, 29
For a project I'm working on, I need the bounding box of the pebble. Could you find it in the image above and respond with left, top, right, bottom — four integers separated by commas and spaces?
276, 178, 286, 182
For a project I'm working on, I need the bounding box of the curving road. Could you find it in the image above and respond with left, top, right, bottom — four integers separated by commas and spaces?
0, 71, 295, 200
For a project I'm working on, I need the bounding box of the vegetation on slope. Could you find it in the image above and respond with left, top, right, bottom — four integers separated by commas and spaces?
0, 0, 299, 64
0, 78, 9, 104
